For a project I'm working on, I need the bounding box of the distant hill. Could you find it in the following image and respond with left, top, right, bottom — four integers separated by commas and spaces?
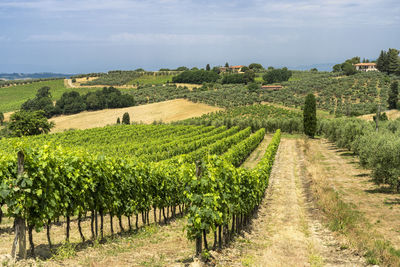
289, 63, 336, 72
0, 72, 74, 80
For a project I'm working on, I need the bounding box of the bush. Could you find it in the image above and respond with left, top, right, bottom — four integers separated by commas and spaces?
122, 112, 130, 125
8, 110, 54, 136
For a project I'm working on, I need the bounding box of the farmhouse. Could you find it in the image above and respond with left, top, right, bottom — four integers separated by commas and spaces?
219, 65, 245, 73
261, 85, 283, 91
354, 63, 378, 72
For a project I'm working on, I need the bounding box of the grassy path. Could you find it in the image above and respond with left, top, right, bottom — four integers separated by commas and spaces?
214, 138, 365, 266
241, 135, 272, 169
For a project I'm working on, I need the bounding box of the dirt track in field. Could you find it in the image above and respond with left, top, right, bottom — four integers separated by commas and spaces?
214, 138, 365, 266
241, 135, 271, 169
49, 99, 222, 133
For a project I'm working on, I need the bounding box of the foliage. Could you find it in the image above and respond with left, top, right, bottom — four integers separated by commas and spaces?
20, 87, 57, 118
221, 71, 255, 84
262, 68, 292, 84
0, 112, 3, 125
8, 110, 54, 137
122, 112, 130, 125
55, 91, 86, 115
248, 63, 263, 71
304, 94, 317, 138
84, 87, 135, 111
342, 62, 357, 76
172, 70, 219, 84
388, 81, 399, 109
377, 48, 400, 75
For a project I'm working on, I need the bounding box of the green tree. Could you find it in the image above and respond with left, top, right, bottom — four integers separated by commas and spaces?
116, 117, 121, 124
21, 86, 56, 117
206, 64, 211, 71
262, 68, 292, 84
387, 48, 400, 74
122, 112, 130, 125
342, 62, 356, 76
0, 112, 4, 125
248, 63, 263, 71
332, 64, 342, 72
225, 62, 229, 68
8, 110, 54, 137
303, 94, 317, 138
388, 81, 399, 110
377, 50, 388, 72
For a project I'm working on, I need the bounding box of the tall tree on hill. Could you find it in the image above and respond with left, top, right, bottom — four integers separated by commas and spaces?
376, 50, 387, 72
303, 93, 317, 138
225, 62, 229, 68
388, 81, 399, 110
206, 64, 210, 71
387, 48, 400, 74
122, 112, 130, 125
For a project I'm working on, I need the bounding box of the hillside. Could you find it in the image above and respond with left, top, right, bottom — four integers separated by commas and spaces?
49, 99, 222, 132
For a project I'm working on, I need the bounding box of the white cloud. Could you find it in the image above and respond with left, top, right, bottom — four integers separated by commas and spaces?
26, 32, 96, 42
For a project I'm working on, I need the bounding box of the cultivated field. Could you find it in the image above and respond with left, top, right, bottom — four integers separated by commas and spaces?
49, 99, 222, 132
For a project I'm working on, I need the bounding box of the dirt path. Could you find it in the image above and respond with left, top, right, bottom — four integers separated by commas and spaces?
241, 135, 271, 169
215, 138, 365, 266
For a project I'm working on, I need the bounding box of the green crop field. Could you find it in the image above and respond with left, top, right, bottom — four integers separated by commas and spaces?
0, 80, 103, 113
128, 74, 175, 85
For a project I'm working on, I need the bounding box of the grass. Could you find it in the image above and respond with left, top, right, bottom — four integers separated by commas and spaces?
128, 74, 175, 85
300, 138, 400, 266
0, 80, 103, 113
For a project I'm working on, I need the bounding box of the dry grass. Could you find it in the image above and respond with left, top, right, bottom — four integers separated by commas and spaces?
241, 135, 272, 169
300, 138, 400, 265
214, 138, 364, 266
358, 109, 400, 121
65, 79, 137, 89
0, 208, 194, 267
49, 99, 222, 133
172, 83, 201, 91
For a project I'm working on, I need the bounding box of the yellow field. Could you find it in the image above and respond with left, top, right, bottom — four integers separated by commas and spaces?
49, 99, 222, 132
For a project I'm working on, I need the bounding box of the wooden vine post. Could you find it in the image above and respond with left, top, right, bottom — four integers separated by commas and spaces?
195, 161, 202, 257
11, 151, 27, 260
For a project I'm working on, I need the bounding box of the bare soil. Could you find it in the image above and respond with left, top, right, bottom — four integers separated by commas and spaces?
214, 138, 365, 266
49, 99, 222, 132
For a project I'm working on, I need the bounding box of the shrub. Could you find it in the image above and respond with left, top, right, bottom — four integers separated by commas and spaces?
122, 112, 130, 125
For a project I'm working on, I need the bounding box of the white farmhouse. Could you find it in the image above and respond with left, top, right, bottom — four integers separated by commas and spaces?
354, 63, 378, 72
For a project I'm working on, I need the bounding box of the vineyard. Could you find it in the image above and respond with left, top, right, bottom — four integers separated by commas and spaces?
0, 124, 280, 261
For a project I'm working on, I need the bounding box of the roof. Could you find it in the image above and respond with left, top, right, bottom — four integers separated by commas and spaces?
354, 63, 376, 66
230, 65, 244, 69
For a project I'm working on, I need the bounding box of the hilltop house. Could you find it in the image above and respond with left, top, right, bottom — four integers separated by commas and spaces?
219, 65, 245, 73
354, 63, 378, 72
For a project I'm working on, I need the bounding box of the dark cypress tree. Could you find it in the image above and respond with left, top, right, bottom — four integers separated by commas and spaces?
376, 50, 387, 72
388, 81, 399, 110
122, 112, 130, 125
387, 48, 400, 75
303, 93, 317, 138
116, 117, 121, 124
206, 64, 211, 71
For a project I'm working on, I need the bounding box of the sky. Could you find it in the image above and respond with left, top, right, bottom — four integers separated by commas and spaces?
0, 0, 399, 73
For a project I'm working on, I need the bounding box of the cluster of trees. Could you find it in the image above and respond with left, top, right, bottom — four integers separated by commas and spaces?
172, 70, 219, 84
377, 48, 400, 75
262, 67, 292, 84
221, 70, 255, 84
332, 57, 360, 75
21, 86, 135, 117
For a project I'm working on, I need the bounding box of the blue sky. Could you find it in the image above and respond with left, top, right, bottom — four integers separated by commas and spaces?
0, 0, 399, 73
